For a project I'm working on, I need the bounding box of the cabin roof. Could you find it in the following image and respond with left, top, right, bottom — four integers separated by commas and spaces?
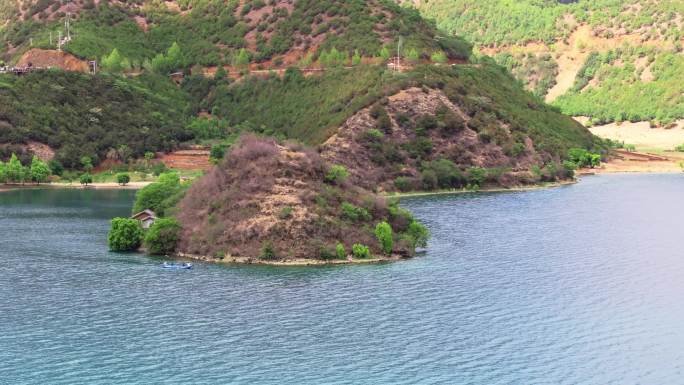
131, 209, 157, 220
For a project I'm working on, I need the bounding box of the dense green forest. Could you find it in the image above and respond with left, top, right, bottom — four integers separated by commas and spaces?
554, 47, 684, 125
0, 70, 190, 168
1, 0, 471, 68
413, 0, 684, 124
417, 0, 684, 46
208, 63, 596, 156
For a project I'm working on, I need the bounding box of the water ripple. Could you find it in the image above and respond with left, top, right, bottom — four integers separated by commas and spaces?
2, 175, 684, 383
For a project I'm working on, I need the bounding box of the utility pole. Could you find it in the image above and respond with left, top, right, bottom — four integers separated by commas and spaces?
50, 32, 52, 47
57, 31, 62, 51
65, 12, 71, 41
396, 37, 403, 72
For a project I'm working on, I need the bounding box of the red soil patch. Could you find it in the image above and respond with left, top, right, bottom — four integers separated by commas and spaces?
16, 48, 89, 72
160, 149, 212, 171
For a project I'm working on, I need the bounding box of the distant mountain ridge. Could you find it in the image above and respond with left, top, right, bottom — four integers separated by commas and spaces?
412, 0, 684, 126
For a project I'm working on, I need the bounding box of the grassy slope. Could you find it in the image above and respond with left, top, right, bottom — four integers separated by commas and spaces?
209, 63, 597, 154
0, 70, 190, 168
418, 0, 684, 46
2, 0, 471, 66
416, 0, 684, 123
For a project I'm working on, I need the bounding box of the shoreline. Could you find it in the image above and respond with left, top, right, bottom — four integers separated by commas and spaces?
0, 181, 152, 193
384, 180, 577, 199
176, 252, 404, 267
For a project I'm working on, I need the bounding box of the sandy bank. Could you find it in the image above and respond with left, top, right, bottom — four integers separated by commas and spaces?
0, 181, 153, 193
177, 252, 403, 266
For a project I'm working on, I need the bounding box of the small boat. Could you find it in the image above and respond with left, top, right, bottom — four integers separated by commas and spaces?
162, 262, 193, 270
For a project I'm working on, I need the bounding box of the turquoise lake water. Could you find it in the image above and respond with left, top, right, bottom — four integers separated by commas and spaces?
1, 174, 684, 384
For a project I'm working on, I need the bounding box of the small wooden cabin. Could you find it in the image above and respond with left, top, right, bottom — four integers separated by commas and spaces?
131, 209, 157, 229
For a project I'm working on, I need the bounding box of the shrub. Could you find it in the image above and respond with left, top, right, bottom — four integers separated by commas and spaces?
675, 144, 684, 152
352, 243, 371, 259
568, 148, 601, 168
394, 176, 414, 192
116, 173, 131, 186
144, 218, 181, 255
108, 218, 143, 252
340, 202, 371, 222
132, 172, 182, 215
406, 221, 429, 249
260, 241, 277, 260
336, 243, 346, 259
279, 206, 293, 219
325, 164, 349, 184
374, 221, 393, 255
80, 173, 93, 186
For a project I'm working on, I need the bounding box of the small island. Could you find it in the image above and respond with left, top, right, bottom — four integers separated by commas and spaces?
108, 136, 429, 265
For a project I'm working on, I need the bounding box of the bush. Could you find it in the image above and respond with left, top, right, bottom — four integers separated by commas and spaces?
374, 221, 393, 255
336, 243, 346, 259
278, 206, 293, 219
340, 202, 371, 222
325, 164, 349, 184
352, 243, 371, 259
132, 172, 182, 216
143, 218, 181, 255
406, 221, 429, 249
108, 218, 143, 252
394, 176, 414, 192
675, 144, 684, 152
116, 173, 131, 186
260, 241, 277, 260
80, 173, 93, 186
568, 148, 601, 168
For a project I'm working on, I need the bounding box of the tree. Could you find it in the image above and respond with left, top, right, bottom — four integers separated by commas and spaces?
352, 49, 362, 66
108, 217, 143, 252
144, 217, 181, 255
151, 53, 169, 74
30, 156, 50, 184
214, 66, 227, 80
80, 173, 93, 186
336, 243, 346, 259
374, 221, 393, 255
166, 42, 183, 71
406, 222, 429, 249
6, 153, 24, 184
116, 173, 131, 186
48, 160, 64, 176
132, 172, 181, 215
233, 48, 250, 68
102, 48, 124, 73
352, 244, 371, 259
80, 155, 93, 172
117, 144, 132, 163
379, 46, 391, 61
210, 144, 226, 162
406, 48, 420, 63
431, 51, 448, 64
0, 161, 6, 183
325, 165, 349, 184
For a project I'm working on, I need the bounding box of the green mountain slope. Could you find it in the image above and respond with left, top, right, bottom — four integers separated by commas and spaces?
0, 0, 600, 187
2, 0, 471, 67
415, 0, 684, 124
0, 71, 190, 168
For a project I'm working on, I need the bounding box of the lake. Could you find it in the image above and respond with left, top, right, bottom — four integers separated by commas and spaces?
2, 174, 684, 384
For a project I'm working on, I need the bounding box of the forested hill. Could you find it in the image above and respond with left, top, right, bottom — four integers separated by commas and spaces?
0, 0, 601, 189
1, 0, 471, 68
414, 0, 684, 126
